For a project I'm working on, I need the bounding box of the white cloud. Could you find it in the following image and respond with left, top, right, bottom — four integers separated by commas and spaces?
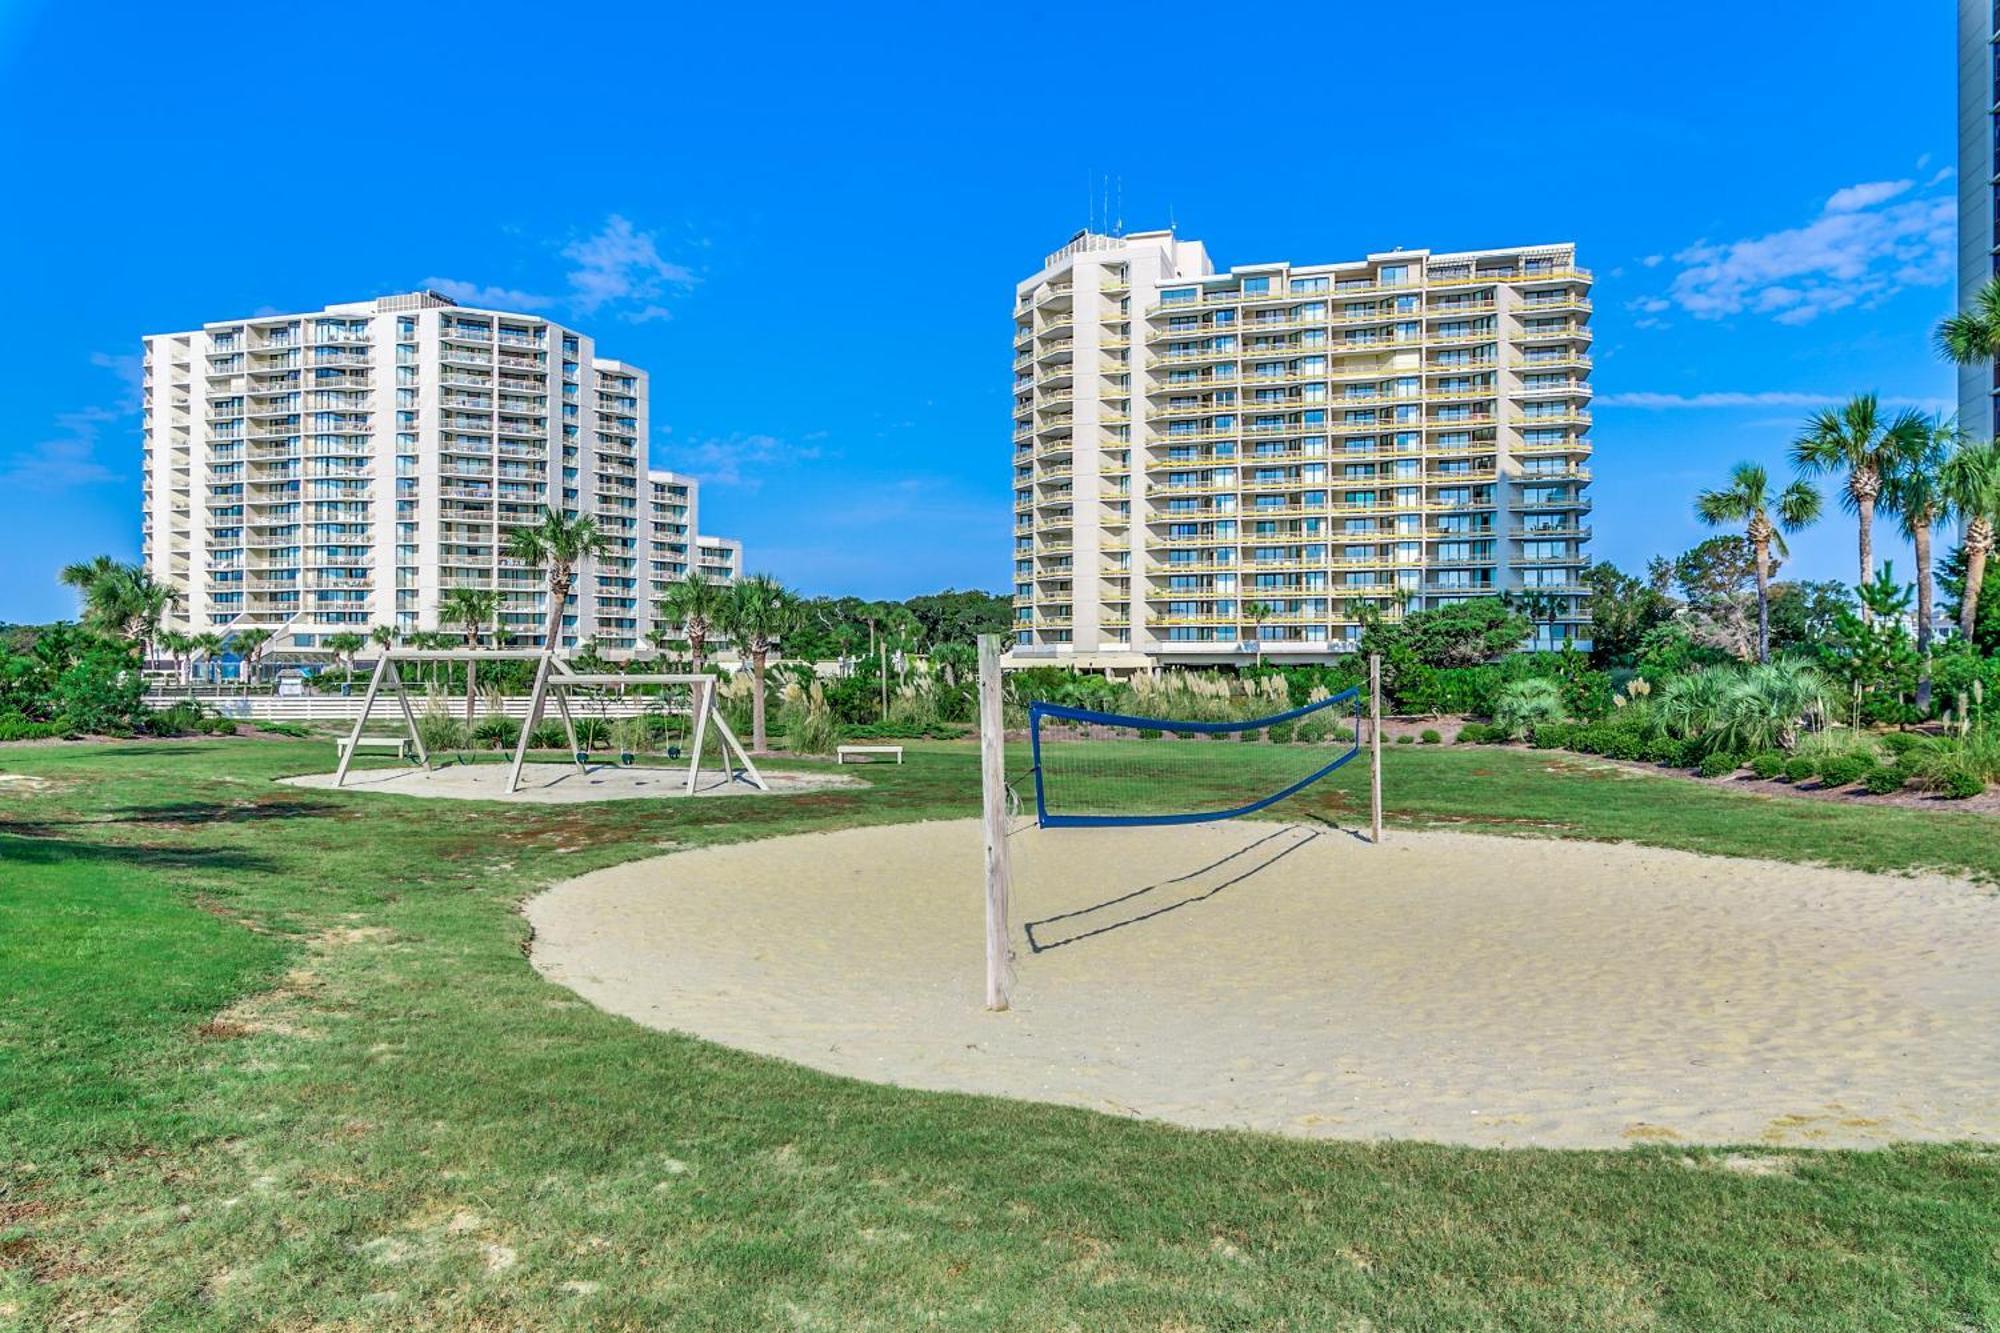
1640, 254, 1664, 268
421, 277, 555, 310
1598, 390, 1954, 414
1823, 179, 1912, 213
1657, 176, 1954, 325
563, 215, 696, 318
89, 351, 145, 411
670, 432, 817, 489
0, 406, 123, 489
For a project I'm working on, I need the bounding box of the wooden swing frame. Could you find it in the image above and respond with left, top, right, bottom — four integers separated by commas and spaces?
332, 649, 766, 797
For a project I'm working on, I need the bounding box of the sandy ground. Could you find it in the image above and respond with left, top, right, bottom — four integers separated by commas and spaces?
526, 820, 2000, 1149
281, 760, 861, 803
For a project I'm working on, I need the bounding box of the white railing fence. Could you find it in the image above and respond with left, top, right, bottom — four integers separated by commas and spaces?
144, 693, 682, 723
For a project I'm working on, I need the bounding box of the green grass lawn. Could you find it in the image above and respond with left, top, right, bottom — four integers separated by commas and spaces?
2, 738, 1997, 1329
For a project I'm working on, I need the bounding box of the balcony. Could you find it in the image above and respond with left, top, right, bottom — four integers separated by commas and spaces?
1428, 265, 1592, 289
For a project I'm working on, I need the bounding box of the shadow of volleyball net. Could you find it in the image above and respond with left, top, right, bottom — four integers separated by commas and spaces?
1027, 686, 1367, 828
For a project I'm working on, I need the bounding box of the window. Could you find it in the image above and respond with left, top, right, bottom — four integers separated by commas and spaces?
1242, 276, 1272, 295
1161, 287, 1196, 305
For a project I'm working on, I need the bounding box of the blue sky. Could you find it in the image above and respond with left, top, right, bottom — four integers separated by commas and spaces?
0, 0, 1960, 623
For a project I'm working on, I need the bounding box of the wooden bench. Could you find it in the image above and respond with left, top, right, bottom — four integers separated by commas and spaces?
337, 735, 411, 761
836, 744, 903, 765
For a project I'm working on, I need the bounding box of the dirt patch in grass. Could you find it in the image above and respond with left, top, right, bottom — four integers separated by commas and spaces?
205, 926, 395, 1040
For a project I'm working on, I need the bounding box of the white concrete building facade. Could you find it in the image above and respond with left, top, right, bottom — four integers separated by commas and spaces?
1009, 230, 1594, 668
142, 291, 742, 656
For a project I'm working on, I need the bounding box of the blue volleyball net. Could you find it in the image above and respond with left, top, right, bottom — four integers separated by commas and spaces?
1028, 686, 1364, 828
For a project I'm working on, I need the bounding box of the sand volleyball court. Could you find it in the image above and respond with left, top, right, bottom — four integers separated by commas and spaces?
526, 820, 2000, 1148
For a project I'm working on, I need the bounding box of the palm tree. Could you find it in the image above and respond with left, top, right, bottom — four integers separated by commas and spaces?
58, 557, 178, 665
159, 630, 196, 685
503, 508, 610, 655
1791, 394, 1924, 617
1937, 276, 2000, 370
118, 571, 178, 671
1941, 438, 2000, 643
1881, 416, 1963, 711
324, 631, 366, 691
719, 574, 800, 754
57, 555, 123, 611
194, 632, 225, 685
233, 628, 274, 692
437, 585, 500, 722
1504, 590, 1567, 651
370, 623, 397, 658
1695, 461, 1822, 663
656, 571, 726, 672
1243, 600, 1275, 667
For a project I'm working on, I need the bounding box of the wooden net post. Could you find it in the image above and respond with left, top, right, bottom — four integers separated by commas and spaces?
1369, 653, 1384, 845
977, 634, 1012, 1012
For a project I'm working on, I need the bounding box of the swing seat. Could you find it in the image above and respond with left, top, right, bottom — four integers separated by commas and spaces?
338, 735, 410, 760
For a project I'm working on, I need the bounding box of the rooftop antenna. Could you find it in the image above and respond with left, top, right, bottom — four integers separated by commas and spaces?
1115, 176, 1123, 236
1101, 177, 1109, 238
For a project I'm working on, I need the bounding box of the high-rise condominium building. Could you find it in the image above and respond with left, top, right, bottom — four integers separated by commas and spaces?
142, 291, 742, 658
1009, 230, 1594, 667
646, 471, 742, 583
1960, 0, 1997, 436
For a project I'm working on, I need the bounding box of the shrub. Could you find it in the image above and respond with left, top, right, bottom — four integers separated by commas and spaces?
571, 717, 611, 751
416, 708, 468, 755
1940, 768, 1987, 799
1529, 722, 1572, 750
1696, 751, 1741, 779
1862, 765, 1906, 795
472, 715, 522, 751
1814, 753, 1874, 788
528, 720, 569, 750
1454, 722, 1489, 744
47, 641, 149, 735
1781, 755, 1817, 784
1600, 731, 1648, 762
1136, 728, 1163, 740
1267, 722, 1295, 744
1642, 736, 1692, 767
1911, 738, 1998, 799
1565, 725, 1608, 755
1419, 729, 1441, 745
1879, 731, 1929, 757
254, 721, 310, 738
1712, 662, 1828, 755
1240, 728, 1263, 743
146, 700, 207, 736
1492, 677, 1565, 740
1747, 751, 1785, 780
1395, 733, 1414, 745
199, 716, 238, 736
0, 713, 64, 742
1653, 669, 1733, 744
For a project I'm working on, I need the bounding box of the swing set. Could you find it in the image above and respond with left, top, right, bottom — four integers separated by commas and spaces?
333, 648, 766, 796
